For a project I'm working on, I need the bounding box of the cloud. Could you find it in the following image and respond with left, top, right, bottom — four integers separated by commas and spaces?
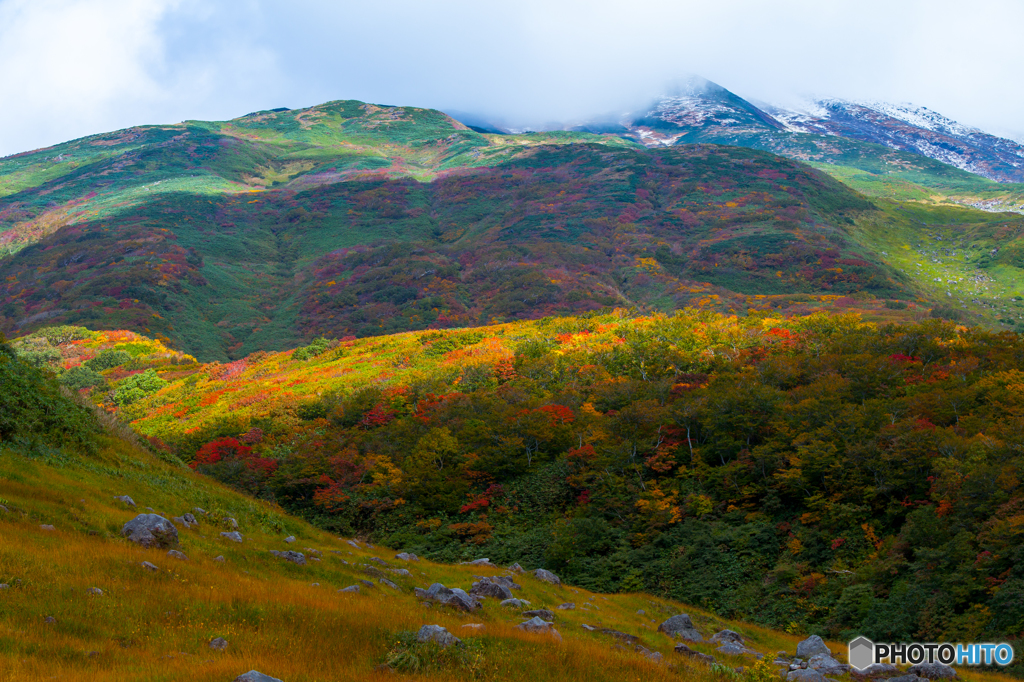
1, 0, 1022, 155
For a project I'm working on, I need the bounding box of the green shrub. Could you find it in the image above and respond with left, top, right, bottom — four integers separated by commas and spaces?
85, 350, 132, 370
293, 337, 334, 361
34, 326, 97, 346
113, 369, 168, 406
59, 365, 107, 392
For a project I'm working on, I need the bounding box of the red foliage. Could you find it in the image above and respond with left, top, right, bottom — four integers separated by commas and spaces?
536, 404, 575, 426
460, 484, 504, 514
360, 402, 397, 429
831, 537, 846, 550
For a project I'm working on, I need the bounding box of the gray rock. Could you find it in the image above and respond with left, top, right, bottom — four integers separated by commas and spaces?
674, 643, 716, 665
637, 609, 645, 616
234, 672, 282, 682
141, 561, 159, 571
214, 555, 225, 562
908, 662, 957, 679
224, 517, 239, 529
43, 616, 57, 624
209, 637, 228, 651
369, 557, 389, 566
193, 507, 206, 516
487, 575, 522, 590
518, 616, 557, 634
167, 550, 188, 561
172, 516, 190, 529
711, 629, 744, 645
182, 513, 197, 525
461, 623, 485, 631
420, 583, 481, 611
636, 645, 663, 663
533, 568, 561, 585
417, 624, 461, 648
347, 539, 360, 548
509, 562, 524, 573
395, 552, 419, 561
717, 643, 752, 655
788, 669, 825, 682
122, 515, 178, 548
86, 587, 104, 595
284, 536, 296, 543
338, 585, 360, 593
220, 531, 243, 543
113, 495, 136, 507
0, 584, 9, 590
379, 578, 399, 590
657, 614, 703, 642
271, 550, 306, 565
854, 663, 899, 678
523, 609, 555, 620
796, 635, 831, 659
389, 568, 412, 577
557, 603, 575, 610
581, 624, 597, 631
39, 524, 55, 531
470, 578, 513, 600
358, 579, 374, 588
885, 676, 926, 682
464, 558, 492, 566
808, 653, 850, 675
599, 628, 639, 644
500, 598, 531, 608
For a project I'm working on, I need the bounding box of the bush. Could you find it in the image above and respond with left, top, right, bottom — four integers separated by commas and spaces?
85, 350, 131, 371
293, 337, 334, 361
34, 326, 97, 346
113, 369, 168, 406
59, 365, 106, 392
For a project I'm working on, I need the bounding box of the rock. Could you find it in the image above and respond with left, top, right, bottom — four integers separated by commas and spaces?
636, 645, 663, 663
711, 629, 744, 645
532, 568, 561, 585
214, 555, 225, 562
86, 587, 104, 595
389, 568, 412, 577
167, 550, 188, 561
114, 495, 136, 507
209, 637, 228, 651
637, 609, 646, 615
853, 663, 899, 678
885, 676, 926, 682
488, 575, 522, 590
338, 585, 360, 593
599, 628, 639, 645
172, 516, 190, 529
347, 539, 360, 548
501, 598, 531, 608
908, 662, 957, 679
369, 557, 389, 566
808, 653, 850, 675
271, 551, 306, 565
419, 583, 481, 611
234, 672, 283, 682
788, 669, 825, 682
122, 514, 178, 548
581, 624, 596, 631
796, 635, 831, 659
379, 578, 399, 590
40, 524, 55, 531
0, 584, 9, 590
358, 579, 374, 588
224, 517, 239, 529
43, 616, 57, 624
182, 513, 197, 525
193, 507, 207, 516
523, 609, 555, 620
509, 562, 524, 573
284, 536, 296, 543
395, 552, 419, 561
518, 616, 558, 635
657, 614, 702, 642
141, 561, 159, 571
464, 558, 492, 566
717, 643, 755, 656
470, 578, 513, 600
461, 623, 485, 631
220, 531, 243, 543
311, 583, 320, 587
417, 624, 461, 648
557, 603, 575, 610
674, 643, 716, 665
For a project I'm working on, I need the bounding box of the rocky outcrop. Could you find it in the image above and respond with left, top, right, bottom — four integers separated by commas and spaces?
657, 614, 702, 642
122, 514, 178, 548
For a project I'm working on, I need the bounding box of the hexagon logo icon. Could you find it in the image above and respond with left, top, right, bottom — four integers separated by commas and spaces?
848, 636, 875, 671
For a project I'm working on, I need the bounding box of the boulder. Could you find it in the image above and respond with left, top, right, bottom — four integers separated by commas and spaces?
220, 531, 243, 543
636, 645, 663, 663
557, 603, 575, 610
657, 614, 703, 642
122, 514, 179, 548
379, 578, 399, 590
209, 637, 228, 651
908, 663, 957, 679
417, 624, 461, 648
39, 524, 55, 531
347, 539, 360, 548
796, 635, 831, 659
272, 551, 306, 565
167, 550, 188, 561
599, 628, 639, 645
788, 669, 825, 682
182, 513, 197, 525
533, 568, 561, 585
284, 536, 296, 543
464, 558, 492, 566
674, 643, 716, 665
470, 578, 513, 600
234, 672, 282, 682
808, 653, 850, 675
389, 568, 412, 578
369, 557, 389, 566
224, 517, 239, 529
523, 609, 555, 620
419, 583, 481, 611
853, 663, 899, 678
214, 555, 226, 562
141, 561, 159, 571
396, 552, 419, 561
193, 507, 207, 516
518, 616, 560, 638
581, 624, 597, 631
172, 516, 190, 529
509, 562, 525, 573
487, 575, 522, 590
711, 630, 744, 645
461, 623, 485, 631
113, 495, 136, 507
501, 598, 531, 608
885, 676, 926, 682
86, 587, 104, 595
339, 585, 360, 593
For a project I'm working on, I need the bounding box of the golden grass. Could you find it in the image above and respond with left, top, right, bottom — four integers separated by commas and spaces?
0, 437, 1017, 681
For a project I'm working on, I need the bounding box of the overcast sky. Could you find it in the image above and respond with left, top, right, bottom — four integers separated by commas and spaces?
1, 0, 1022, 156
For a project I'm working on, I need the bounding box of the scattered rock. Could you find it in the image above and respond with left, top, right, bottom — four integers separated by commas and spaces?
224, 517, 239, 529
501, 598, 531, 608
193, 507, 206, 516
808, 653, 850, 675
788, 669, 825, 682
347, 539, 360, 548
114, 495, 136, 507
470, 577, 513, 600
234, 672, 283, 682
674, 643, 716, 665
796, 635, 831, 659
214, 555, 225, 562
379, 578, 399, 590
464, 558, 492, 566
717, 642, 757, 656
389, 568, 412, 577
461, 623, 485, 631
358, 579, 374, 588
853, 663, 898, 678
86, 587, 104, 596
581, 624, 597, 631
141, 561, 159, 572
657, 614, 703, 642
220, 531, 243, 543
122, 514, 178, 548
711, 630, 744, 645
487, 575, 522, 590
0, 584, 9, 590
268, 550, 306, 565
557, 603, 575, 610
884, 675, 925, 682
599, 628, 639, 645
509, 562, 525, 573
523, 609, 555, 620
636, 609, 645, 616
338, 585, 360, 593
172, 516, 191, 529
518, 616, 560, 638
40, 524, 55, 531
532, 568, 561, 585
284, 536, 296, 543
167, 549, 188, 561
636, 645, 663, 663
182, 513, 197, 526
418, 583, 481, 611
908, 662, 957, 679
43, 616, 57, 624
417, 624, 461, 648
395, 552, 419, 561
209, 637, 228, 651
